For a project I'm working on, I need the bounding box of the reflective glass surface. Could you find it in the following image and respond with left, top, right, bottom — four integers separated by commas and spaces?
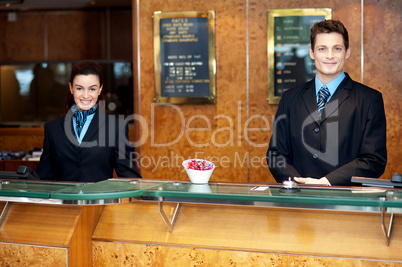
0, 180, 80, 198
51, 180, 165, 200
142, 182, 402, 208
0, 179, 401, 208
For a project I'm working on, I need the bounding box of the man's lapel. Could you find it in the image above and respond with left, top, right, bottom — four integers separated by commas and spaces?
303, 74, 353, 125
302, 80, 321, 124
320, 75, 352, 123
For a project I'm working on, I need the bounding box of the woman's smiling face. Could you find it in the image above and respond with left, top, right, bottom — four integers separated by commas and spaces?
69, 74, 102, 111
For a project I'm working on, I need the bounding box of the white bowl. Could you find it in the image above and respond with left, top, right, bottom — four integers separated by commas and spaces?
182, 159, 215, 184
189, 184, 212, 193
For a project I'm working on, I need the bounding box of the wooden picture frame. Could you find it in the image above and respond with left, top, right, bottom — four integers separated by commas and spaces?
153, 11, 216, 104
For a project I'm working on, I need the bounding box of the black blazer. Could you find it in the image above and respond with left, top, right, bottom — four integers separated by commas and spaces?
36, 109, 141, 182
267, 74, 387, 185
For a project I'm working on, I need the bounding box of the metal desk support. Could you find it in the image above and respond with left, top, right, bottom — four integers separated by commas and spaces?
158, 197, 181, 233
380, 207, 394, 246
0, 201, 9, 226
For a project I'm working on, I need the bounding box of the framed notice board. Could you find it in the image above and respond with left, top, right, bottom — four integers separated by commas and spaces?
153, 11, 216, 104
267, 8, 332, 104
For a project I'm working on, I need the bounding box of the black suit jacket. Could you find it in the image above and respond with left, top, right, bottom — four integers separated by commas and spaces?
36, 109, 141, 182
267, 74, 387, 185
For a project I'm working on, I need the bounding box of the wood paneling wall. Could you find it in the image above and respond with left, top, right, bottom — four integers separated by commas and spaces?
46, 12, 104, 60
0, 128, 44, 153
0, 13, 45, 61
133, 0, 249, 182
0, 9, 132, 61
363, 0, 401, 179
133, 0, 401, 183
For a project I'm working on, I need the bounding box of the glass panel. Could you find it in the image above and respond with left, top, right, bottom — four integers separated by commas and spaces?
0, 179, 401, 208
386, 190, 402, 207
0, 180, 80, 198
51, 179, 166, 200
143, 182, 402, 208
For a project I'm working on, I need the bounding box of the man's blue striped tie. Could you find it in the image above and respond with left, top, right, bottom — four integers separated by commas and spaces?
318, 85, 330, 117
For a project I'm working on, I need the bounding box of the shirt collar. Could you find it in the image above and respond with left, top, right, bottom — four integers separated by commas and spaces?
315, 71, 346, 101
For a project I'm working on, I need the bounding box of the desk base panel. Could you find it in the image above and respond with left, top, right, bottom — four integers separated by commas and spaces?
0, 243, 67, 267
92, 241, 402, 266
93, 201, 402, 263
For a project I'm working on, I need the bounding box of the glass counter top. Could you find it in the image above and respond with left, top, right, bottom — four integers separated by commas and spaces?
1, 179, 399, 245
141, 182, 402, 240
0, 179, 401, 209
0, 179, 164, 201
51, 180, 164, 200
0, 180, 81, 199
141, 182, 402, 208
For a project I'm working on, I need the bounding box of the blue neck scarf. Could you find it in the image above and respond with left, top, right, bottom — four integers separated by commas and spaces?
71, 104, 97, 137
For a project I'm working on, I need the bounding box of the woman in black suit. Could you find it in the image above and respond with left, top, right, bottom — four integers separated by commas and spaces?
36, 61, 141, 182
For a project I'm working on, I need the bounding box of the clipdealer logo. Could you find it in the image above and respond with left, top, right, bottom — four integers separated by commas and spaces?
63, 100, 340, 172
268, 99, 340, 168
129, 150, 270, 173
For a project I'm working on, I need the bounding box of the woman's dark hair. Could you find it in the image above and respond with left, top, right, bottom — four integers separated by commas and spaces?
65, 60, 105, 112
310, 20, 349, 51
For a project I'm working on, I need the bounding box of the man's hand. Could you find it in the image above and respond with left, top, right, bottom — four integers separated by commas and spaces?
294, 177, 331, 186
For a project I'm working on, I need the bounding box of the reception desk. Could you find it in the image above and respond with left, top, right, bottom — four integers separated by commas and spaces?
0, 179, 401, 266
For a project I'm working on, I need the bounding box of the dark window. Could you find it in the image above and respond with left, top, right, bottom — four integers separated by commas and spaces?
0, 60, 133, 126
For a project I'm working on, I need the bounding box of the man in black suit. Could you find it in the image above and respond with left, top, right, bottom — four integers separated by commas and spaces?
266, 20, 386, 186
36, 61, 141, 182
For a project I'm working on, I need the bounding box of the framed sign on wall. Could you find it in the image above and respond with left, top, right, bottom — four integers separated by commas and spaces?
153, 11, 216, 104
267, 8, 332, 104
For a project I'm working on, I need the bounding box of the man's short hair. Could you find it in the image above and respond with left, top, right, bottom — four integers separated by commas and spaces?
310, 20, 349, 51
